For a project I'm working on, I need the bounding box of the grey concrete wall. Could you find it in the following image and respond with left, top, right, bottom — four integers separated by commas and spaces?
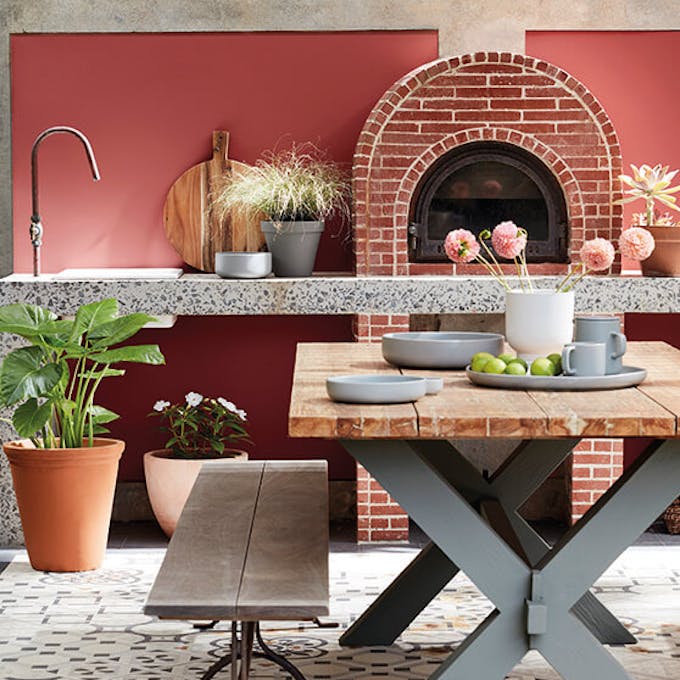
1, 1, 679, 276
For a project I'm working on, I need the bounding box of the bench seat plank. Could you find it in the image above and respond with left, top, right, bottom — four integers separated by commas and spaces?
237, 460, 329, 620
144, 460, 329, 623
144, 462, 263, 619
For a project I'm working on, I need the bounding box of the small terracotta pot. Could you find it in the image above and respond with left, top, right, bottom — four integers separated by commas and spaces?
3, 438, 124, 572
640, 226, 680, 277
143, 448, 248, 537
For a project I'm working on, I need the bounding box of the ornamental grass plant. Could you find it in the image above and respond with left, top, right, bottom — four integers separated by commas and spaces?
212, 143, 351, 227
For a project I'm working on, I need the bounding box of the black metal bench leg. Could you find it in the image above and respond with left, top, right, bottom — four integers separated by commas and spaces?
254, 622, 306, 680
199, 623, 241, 680
194, 620, 219, 630
199, 621, 307, 680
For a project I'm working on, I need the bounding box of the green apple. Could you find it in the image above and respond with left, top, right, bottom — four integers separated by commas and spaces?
483, 357, 508, 374
547, 353, 563, 374
470, 352, 494, 372
504, 362, 527, 376
507, 357, 528, 370
497, 353, 515, 365
531, 357, 557, 376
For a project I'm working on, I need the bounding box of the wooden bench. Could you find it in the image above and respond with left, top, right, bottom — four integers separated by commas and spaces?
145, 460, 329, 680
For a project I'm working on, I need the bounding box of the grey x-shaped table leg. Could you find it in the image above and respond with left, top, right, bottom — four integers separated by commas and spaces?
341, 438, 680, 680
341, 438, 633, 647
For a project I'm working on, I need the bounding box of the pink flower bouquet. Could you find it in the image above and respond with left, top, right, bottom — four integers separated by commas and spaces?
444, 221, 655, 292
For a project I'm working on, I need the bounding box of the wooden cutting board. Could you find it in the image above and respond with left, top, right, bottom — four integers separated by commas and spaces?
163, 131, 265, 272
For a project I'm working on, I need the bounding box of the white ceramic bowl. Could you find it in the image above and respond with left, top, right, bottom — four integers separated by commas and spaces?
215, 252, 272, 279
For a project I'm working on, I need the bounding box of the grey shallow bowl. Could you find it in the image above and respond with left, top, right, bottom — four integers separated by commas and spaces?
382, 331, 505, 369
326, 374, 443, 404
215, 252, 272, 279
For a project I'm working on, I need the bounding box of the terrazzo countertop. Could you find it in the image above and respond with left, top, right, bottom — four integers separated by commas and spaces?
1, 272, 679, 315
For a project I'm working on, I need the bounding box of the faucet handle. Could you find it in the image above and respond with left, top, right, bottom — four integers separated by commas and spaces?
29, 216, 43, 247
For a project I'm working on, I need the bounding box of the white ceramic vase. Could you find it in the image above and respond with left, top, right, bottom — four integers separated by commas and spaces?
505, 289, 574, 361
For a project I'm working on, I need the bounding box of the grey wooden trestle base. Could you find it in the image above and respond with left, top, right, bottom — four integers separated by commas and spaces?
144, 460, 329, 680
340, 438, 680, 680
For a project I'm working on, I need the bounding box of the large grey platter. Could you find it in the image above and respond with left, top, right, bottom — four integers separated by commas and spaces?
466, 365, 647, 391
326, 375, 443, 404
382, 331, 505, 369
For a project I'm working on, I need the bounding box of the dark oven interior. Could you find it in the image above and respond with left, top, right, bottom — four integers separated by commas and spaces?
408, 141, 569, 263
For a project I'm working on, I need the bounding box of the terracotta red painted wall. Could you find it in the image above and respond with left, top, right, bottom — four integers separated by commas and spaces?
10, 31, 439, 480
526, 31, 680, 468
11, 31, 438, 273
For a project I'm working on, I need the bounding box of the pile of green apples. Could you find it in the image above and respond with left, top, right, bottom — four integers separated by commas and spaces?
470, 351, 563, 376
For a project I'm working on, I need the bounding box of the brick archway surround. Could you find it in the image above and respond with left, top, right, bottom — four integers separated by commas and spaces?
352, 52, 624, 542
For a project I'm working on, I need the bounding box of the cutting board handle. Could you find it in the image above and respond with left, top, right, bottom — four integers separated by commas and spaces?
212, 131, 229, 167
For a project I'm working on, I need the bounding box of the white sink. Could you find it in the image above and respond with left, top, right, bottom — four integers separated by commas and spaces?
53, 268, 184, 280
3, 268, 184, 282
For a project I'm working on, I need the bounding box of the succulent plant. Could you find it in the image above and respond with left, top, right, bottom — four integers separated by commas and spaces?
617, 164, 680, 227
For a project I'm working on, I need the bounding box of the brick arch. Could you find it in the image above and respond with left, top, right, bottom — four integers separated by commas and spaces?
352, 51, 623, 277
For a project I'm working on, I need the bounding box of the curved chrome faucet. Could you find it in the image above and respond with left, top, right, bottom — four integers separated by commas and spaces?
30, 126, 101, 276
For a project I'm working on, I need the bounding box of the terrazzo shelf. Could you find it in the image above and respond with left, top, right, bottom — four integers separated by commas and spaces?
0, 273, 678, 316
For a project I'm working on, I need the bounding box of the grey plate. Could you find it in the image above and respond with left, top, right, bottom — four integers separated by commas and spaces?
326, 375, 443, 404
382, 331, 505, 369
466, 365, 647, 391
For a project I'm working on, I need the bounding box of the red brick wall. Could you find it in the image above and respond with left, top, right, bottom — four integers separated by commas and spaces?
353, 51, 623, 277
352, 52, 625, 542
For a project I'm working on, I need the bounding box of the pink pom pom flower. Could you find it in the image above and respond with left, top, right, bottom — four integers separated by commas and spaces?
444, 229, 480, 264
490, 221, 527, 259
580, 238, 615, 272
619, 227, 655, 261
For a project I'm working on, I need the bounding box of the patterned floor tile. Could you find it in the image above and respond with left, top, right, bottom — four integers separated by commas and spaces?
0, 546, 678, 678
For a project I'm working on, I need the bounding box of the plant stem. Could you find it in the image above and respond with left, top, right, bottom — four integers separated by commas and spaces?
562, 263, 588, 292
479, 237, 506, 280
476, 254, 511, 290
513, 257, 525, 292
555, 266, 579, 293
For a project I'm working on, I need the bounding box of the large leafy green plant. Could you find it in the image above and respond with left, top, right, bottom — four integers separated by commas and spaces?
0, 299, 165, 448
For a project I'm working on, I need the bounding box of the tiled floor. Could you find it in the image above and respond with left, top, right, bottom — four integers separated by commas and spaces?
1, 521, 679, 679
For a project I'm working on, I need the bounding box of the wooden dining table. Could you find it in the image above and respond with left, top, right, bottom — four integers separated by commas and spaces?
288, 340, 680, 680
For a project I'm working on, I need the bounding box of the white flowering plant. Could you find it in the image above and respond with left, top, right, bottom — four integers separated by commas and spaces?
149, 392, 251, 459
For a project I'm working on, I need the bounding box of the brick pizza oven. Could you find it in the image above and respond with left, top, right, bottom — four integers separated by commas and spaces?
351, 52, 625, 541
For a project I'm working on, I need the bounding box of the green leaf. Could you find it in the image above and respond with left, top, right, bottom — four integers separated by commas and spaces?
12, 398, 53, 438
89, 344, 165, 366
88, 405, 120, 425
70, 299, 118, 340
91, 424, 111, 435
0, 347, 62, 406
0, 304, 58, 338
89, 313, 157, 347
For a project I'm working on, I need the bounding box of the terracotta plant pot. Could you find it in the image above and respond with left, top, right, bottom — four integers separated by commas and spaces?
143, 448, 248, 537
640, 226, 680, 277
3, 438, 124, 572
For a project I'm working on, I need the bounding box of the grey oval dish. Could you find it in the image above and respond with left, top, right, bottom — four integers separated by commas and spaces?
382, 331, 505, 369
215, 252, 272, 279
326, 375, 443, 404
465, 365, 647, 391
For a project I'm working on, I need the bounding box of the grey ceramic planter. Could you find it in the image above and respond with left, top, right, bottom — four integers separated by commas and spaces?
261, 221, 324, 277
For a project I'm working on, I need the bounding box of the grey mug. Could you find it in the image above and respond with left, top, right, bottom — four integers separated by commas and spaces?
573, 316, 626, 375
562, 342, 607, 377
